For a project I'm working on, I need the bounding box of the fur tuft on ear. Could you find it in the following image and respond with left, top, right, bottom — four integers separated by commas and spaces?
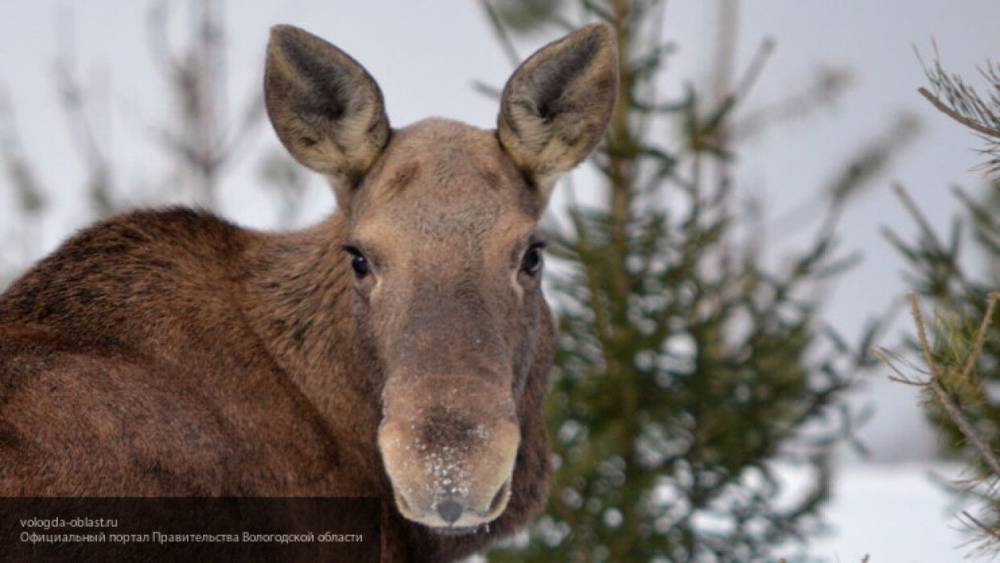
265, 25, 390, 204
497, 23, 618, 200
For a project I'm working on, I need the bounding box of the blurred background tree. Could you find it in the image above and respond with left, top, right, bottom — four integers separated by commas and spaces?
480, 0, 916, 561
0, 0, 307, 289
881, 50, 1000, 557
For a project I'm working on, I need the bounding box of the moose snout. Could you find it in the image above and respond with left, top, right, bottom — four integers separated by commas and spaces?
378, 376, 520, 530
426, 477, 513, 528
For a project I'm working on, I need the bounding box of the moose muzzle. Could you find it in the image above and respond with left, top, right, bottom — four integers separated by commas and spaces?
378, 374, 520, 530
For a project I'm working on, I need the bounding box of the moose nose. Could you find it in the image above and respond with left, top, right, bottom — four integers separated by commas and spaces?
436, 500, 464, 525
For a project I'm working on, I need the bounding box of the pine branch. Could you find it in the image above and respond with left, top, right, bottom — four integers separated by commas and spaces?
911, 293, 1000, 478
918, 87, 1000, 140
883, 292, 1000, 551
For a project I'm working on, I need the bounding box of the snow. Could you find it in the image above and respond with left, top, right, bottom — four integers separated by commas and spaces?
467, 461, 989, 562
804, 461, 988, 563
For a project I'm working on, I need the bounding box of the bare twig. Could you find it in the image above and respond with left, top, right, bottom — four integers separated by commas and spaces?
893, 183, 946, 251
0, 90, 47, 216
733, 68, 853, 142
147, 1, 181, 77
732, 38, 775, 107
478, 0, 522, 69
470, 80, 502, 100
767, 122, 918, 238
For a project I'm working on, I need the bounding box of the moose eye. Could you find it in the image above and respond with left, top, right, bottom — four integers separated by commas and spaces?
343, 246, 371, 278
520, 242, 546, 277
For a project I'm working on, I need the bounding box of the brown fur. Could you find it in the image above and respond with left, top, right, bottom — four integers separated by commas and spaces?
0, 24, 616, 563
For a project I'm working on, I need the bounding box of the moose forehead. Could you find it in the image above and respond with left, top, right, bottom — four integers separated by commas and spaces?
349, 119, 540, 256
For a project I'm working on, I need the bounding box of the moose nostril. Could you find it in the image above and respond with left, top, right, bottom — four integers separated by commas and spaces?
436, 500, 464, 525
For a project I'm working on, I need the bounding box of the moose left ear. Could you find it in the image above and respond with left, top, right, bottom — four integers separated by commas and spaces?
265, 25, 390, 205
497, 23, 618, 201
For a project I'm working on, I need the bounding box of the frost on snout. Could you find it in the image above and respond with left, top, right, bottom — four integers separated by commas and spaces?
378, 376, 520, 530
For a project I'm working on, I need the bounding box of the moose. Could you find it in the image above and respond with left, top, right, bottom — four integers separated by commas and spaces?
0, 22, 617, 562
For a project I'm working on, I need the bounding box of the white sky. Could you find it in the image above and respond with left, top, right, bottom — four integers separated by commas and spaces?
1, 0, 999, 556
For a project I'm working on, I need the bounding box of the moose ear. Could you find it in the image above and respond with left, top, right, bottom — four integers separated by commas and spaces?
265, 25, 390, 204
497, 24, 618, 201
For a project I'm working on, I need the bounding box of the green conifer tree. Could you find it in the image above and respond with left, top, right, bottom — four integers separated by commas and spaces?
481, 1, 906, 560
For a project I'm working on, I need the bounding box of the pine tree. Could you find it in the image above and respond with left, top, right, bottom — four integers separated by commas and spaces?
881, 49, 1000, 555
481, 1, 905, 560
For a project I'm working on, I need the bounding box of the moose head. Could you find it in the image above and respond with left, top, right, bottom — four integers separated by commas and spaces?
263, 23, 617, 531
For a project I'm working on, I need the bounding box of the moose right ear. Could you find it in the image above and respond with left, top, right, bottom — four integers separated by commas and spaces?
497, 24, 618, 205
265, 25, 390, 204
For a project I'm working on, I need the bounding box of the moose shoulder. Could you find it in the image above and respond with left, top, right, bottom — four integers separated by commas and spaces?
0, 23, 617, 563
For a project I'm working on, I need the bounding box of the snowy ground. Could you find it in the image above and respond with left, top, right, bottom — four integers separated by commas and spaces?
804, 461, 985, 563
468, 461, 985, 562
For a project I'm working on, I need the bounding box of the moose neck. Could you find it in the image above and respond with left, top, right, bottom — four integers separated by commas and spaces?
242, 212, 379, 435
